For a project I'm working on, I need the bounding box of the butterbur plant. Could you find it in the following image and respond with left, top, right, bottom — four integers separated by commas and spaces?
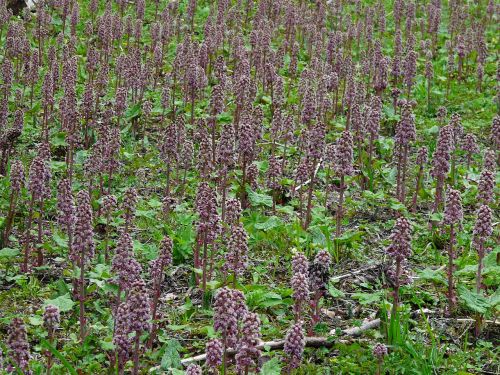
185, 364, 202, 375
303, 122, 325, 229
283, 322, 306, 373
235, 312, 262, 374
101, 194, 117, 262
411, 146, 427, 212
127, 278, 151, 375
6, 318, 31, 374
57, 178, 75, 260
333, 130, 354, 236
291, 251, 309, 321
365, 96, 382, 189
472, 205, 492, 337
462, 134, 479, 170
2, 159, 24, 247
71, 190, 95, 341
372, 343, 388, 375
148, 236, 173, 347
113, 303, 132, 375
111, 231, 142, 310
386, 217, 412, 317
309, 250, 331, 329
43, 305, 60, 374
477, 167, 494, 205
431, 125, 453, 212
395, 103, 416, 203
213, 287, 247, 374
443, 188, 463, 314
194, 182, 220, 292
224, 222, 249, 287
205, 339, 223, 371
122, 188, 138, 232
23, 148, 51, 271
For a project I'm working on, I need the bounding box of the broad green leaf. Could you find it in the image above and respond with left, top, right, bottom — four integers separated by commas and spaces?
261, 357, 282, 375
352, 291, 383, 305
247, 188, 273, 208
160, 339, 183, 370
0, 248, 20, 258
417, 268, 446, 284
29, 315, 43, 326
43, 293, 75, 313
458, 285, 491, 314
255, 216, 283, 231
327, 283, 346, 298
125, 103, 141, 120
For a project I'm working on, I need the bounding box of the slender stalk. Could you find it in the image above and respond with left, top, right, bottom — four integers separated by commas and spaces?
46, 328, 54, 375
391, 259, 401, 319
411, 164, 423, 212
22, 198, 35, 272
304, 165, 316, 229
132, 331, 141, 375
447, 224, 456, 313
336, 175, 345, 237
475, 241, 484, 337
79, 249, 86, 341
2, 192, 17, 248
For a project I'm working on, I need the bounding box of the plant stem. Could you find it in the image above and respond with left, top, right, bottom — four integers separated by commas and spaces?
447, 224, 456, 313
336, 175, 345, 237
133, 331, 141, 375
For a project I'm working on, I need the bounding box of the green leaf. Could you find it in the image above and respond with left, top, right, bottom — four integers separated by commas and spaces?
147, 198, 163, 208
43, 293, 75, 313
261, 357, 282, 375
125, 103, 141, 120
0, 248, 20, 259
254, 216, 283, 231
160, 339, 183, 370
29, 315, 43, 326
50, 132, 68, 147
53, 232, 68, 249
327, 282, 346, 298
352, 291, 383, 305
417, 268, 446, 284
457, 285, 491, 314
247, 188, 273, 208
246, 290, 284, 309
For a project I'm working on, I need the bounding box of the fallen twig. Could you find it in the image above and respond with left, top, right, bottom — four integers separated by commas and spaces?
330, 263, 380, 282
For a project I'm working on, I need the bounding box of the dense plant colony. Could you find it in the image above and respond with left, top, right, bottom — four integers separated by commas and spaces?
0, 0, 498, 373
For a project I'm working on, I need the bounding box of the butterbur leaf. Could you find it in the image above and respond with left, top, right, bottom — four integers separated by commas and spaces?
458, 285, 491, 314
160, 339, 183, 370
352, 291, 383, 305
0, 248, 20, 259
125, 103, 142, 120
246, 289, 285, 310
417, 268, 446, 284
261, 357, 282, 375
43, 293, 75, 313
327, 282, 346, 298
255, 216, 283, 231
247, 188, 273, 207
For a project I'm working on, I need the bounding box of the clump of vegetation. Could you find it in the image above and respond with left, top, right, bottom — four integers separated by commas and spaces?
0, 0, 498, 373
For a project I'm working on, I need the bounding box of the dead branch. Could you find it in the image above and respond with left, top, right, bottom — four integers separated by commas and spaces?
330, 263, 380, 282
